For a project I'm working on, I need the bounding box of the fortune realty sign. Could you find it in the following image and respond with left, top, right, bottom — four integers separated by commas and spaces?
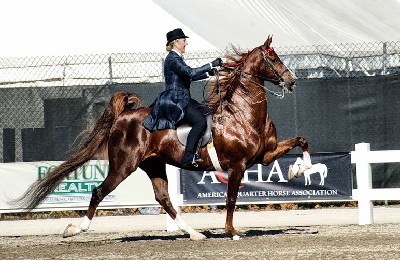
181, 153, 352, 204
37, 161, 116, 204
0, 160, 158, 212
37, 162, 108, 194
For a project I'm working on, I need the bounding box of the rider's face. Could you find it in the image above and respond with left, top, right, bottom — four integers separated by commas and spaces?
173, 38, 188, 54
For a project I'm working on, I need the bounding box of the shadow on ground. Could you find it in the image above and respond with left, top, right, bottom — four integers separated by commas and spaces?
114, 226, 318, 242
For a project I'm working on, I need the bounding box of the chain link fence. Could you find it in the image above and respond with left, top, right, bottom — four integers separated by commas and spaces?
0, 51, 225, 88
0, 41, 399, 162
1, 41, 399, 88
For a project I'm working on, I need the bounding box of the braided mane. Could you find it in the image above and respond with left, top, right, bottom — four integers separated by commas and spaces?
206, 46, 251, 113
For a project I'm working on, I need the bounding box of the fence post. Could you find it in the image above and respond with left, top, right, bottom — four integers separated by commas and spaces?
354, 142, 374, 225
108, 55, 113, 84
165, 164, 182, 231
382, 42, 387, 75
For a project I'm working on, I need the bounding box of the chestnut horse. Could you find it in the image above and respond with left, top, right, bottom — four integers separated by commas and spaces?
10, 36, 311, 240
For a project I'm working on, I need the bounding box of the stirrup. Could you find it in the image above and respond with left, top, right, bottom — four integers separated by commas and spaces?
181, 159, 198, 168
194, 153, 203, 163
181, 155, 202, 168
191, 154, 203, 167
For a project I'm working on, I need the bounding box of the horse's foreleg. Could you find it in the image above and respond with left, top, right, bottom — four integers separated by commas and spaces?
225, 168, 245, 239
264, 136, 309, 165
63, 168, 130, 238
263, 137, 311, 179
141, 158, 206, 241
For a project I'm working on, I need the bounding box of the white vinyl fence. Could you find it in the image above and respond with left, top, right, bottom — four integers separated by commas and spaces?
351, 142, 400, 225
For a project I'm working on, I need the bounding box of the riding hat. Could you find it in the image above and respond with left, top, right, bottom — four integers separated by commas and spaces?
166, 28, 189, 46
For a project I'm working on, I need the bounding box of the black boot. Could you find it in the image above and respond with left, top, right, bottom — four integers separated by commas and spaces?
180, 153, 203, 168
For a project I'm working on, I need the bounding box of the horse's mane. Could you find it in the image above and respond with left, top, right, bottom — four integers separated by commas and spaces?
206, 45, 250, 113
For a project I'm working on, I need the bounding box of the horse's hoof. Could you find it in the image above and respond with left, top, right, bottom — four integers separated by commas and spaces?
232, 235, 242, 240
190, 232, 207, 241
63, 224, 81, 238
227, 229, 244, 240
298, 137, 308, 148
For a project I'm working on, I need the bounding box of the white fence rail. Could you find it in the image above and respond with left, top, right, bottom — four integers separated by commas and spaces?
351, 142, 400, 225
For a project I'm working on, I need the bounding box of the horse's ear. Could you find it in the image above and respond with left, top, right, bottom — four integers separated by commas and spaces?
264, 35, 273, 48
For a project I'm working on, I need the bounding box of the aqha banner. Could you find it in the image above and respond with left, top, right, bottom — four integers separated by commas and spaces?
181, 153, 351, 204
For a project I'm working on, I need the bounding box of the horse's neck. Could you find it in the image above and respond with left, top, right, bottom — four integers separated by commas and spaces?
233, 83, 267, 114
213, 85, 267, 128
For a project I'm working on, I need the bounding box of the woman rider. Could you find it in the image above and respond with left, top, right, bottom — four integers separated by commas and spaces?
143, 28, 222, 168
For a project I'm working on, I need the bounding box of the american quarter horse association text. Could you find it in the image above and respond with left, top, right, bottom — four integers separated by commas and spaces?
10, 36, 312, 240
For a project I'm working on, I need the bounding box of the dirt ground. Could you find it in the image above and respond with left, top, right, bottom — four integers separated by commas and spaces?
1, 223, 400, 260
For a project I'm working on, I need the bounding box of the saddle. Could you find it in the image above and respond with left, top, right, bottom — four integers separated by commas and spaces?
176, 114, 212, 147
176, 109, 223, 171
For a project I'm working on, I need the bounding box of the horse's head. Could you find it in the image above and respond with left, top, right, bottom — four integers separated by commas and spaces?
208, 36, 296, 111
256, 35, 296, 92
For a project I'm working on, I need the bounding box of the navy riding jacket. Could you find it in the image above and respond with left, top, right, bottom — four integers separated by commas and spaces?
143, 51, 211, 131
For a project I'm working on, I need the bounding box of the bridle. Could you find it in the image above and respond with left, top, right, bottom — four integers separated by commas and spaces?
207, 45, 292, 112
258, 46, 291, 83
223, 46, 292, 99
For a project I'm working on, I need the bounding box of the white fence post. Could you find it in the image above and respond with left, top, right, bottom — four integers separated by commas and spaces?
353, 143, 374, 225
165, 164, 182, 231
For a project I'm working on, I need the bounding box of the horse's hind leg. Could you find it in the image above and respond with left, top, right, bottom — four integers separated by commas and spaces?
319, 172, 325, 186
140, 158, 206, 241
63, 165, 133, 238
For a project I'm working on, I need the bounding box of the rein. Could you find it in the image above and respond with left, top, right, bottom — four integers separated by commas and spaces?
240, 72, 285, 99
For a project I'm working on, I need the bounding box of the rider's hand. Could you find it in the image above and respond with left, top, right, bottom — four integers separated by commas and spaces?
208, 69, 216, 76
211, 57, 223, 68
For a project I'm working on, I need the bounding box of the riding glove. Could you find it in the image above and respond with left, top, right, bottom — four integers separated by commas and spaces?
208, 68, 217, 76
211, 58, 223, 68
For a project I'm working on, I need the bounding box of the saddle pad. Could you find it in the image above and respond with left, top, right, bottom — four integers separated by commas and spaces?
176, 114, 212, 147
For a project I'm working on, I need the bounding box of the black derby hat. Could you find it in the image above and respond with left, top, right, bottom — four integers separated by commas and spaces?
166, 28, 189, 46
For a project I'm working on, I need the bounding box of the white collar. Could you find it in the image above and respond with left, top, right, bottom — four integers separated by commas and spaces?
172, 49, 184, 58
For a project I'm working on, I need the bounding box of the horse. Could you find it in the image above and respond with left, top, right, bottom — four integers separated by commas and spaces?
305, 163, 328, 186
9, 35, 311, 240
304, 163, 328, 186
291, 157, 327, 186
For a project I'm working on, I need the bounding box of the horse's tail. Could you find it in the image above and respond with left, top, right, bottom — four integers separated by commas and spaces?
9, 91, 141, 211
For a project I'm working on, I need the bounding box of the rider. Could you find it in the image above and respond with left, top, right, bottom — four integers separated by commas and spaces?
143, 28, 222, 168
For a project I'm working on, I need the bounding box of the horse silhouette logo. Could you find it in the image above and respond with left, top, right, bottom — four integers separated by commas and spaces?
293, 157, 328, 186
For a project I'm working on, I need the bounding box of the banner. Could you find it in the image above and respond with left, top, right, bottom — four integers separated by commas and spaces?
0, 160, 158, 212
181, 153, 352, 204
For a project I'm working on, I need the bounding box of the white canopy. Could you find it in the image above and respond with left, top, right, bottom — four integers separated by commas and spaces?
0, 0, 399, 57
154, 0, 400, 49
